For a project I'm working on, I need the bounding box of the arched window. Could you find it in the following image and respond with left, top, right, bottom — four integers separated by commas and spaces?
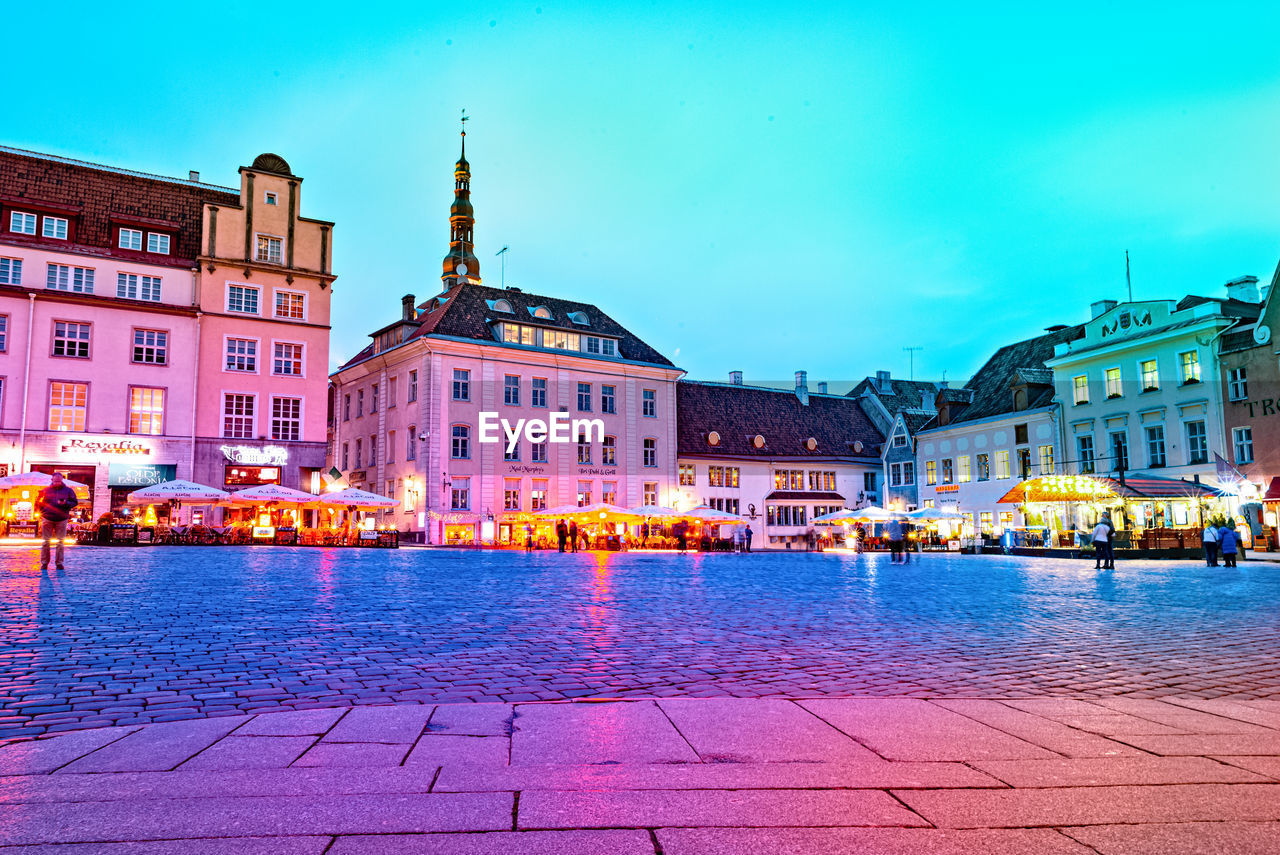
1013, 388, 1028, 411
451, 424, 470, 459
491, 298, 513, 313
568, 311, 590, 326
531, 306, 553, 320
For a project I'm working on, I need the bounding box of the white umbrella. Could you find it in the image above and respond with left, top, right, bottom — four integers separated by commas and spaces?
227, 484, 322, 507
319, 487, 398, 509
908, 507, 966, 521
848, 506, 894, 522
126, 480, 229, 504
812, 508, 859, 524
0, 471, 91, 497
682, 505, 741, 523
628, 504, 681, 518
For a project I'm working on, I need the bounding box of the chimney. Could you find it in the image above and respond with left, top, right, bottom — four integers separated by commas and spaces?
401, 293, 416, 321
1225, 275, 1260, 303
729, 370, 743, 385
1091, 299, 1118, 319
795, 370, 809, 406
875, 370, 891, 394
188, 170, 200, 182
816, 381, 828, 394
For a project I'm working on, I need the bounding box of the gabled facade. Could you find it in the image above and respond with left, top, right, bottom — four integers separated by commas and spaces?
1215, 274, 1280, 497
849, 371, 940, 510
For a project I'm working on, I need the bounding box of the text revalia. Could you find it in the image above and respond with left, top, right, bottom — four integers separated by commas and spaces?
60, 438, 152, 457
479, 412, 605, 454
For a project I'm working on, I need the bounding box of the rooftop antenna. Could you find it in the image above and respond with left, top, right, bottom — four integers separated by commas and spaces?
496, 245, 509, 288
1125, 250, 1133, 302
903, 346, 924, 381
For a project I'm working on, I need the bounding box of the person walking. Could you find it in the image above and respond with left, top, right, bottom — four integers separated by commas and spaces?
640, 522, 650, 548
744, 524, 753, 553
568, 520, 579, 553
556, 519, 567, 553
524, 523, 534, 553
1091, 515, 1112, 570
1221, 523, 1239, 568
676, 520, 688, 553
37, 473, 79, 571
885, 517, 905, 564
1202, 522, 1219, 567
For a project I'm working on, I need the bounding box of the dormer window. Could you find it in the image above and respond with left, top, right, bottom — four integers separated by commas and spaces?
42, 216, 68, 240
568, 311, 589, 326
530, 306, 552, 320
147, 233, 170, 255
9, 212, 36, 235
119, 228, 143, 251
488, 298, 514, 313
1013, 388, 1028, 411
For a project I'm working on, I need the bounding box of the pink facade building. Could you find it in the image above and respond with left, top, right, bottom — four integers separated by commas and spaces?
331, 136, 682, 543
0, 147, 333, 520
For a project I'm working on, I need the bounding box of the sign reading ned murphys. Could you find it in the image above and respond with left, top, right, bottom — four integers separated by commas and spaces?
220, 445, 289, 466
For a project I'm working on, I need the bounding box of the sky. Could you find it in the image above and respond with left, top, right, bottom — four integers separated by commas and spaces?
7, 1, 1280, 388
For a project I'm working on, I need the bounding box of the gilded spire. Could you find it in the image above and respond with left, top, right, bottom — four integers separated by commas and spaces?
443, 112, 478, 286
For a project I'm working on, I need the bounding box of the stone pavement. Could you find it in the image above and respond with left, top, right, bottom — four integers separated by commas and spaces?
2, 697, 1280, 852
3, 548, 1280, 739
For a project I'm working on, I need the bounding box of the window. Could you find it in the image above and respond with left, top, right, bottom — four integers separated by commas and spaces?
222, 394, 255, 439
119, 228, 143, 250
889, 461, 915, 487
531, 377, 547, 408
408, 370, 418, 403
642, 437, 657, 468
577, 382, 592, 412
679, 463, 696, 486
1140, 359, 1159, 392
1228, 367, 1248, 402
52, 321, 91, 358
271, 397, 302, 441
386, 430, 396, 463
48, 382, 87, 431
354, 439, 362, 468
370, 383, 378, 413
227, 285, 259, 314
504, 375, 520, 406
1180, 350, 1201, 384
273, 343, 303, 376
925, 460, 937, 485
1233, 427, 1254, 465
0, 257, 22, 284
407, 426, 417, 460
576, 436, 591, 464
1072, 375, 1089, 405
505, 438, 521, 462
388, 376, 397, 408
1017, 448, 1032, 479
342, 442, 349, 470
1014, 423, 1029, 445
601, 481, 617, 505
147, 233, 170, 254
585, 336, 601, 354
602, 339, 616, 356
577, 481, 593, 506
343, 394, 350, 421
265, 192, 278, 206
976, 453, 989, 481
642, 389, 657, 418
941, 458, 954, 484
451, 424, 470, 459
1077, 435, 1095, 474
10, 212, 36, 235
531, 479, 549, 510
368, 434, 377, 465
601, 384, 616, 414
957, 455, 971, 483
1187, 420, 1208, 465
995, 450, 1010, 479
602, 435, 617, 465
774, 469, 804, 489
225, 338, 257, 372
1105, 367, 1122, 398
531, 440, 547, 462
766, 506, 807, 527
41, 216, 67, 239
47, 264, 94, 293
275, 291, 305, 319
504, 478, 521, 511
256, 235, 283, 264
709, 466, 740, 487
357, 390, 364, 416
808, 470, 837, 491
132, 329, 168, 364
892, 433, 908, 447
451, 477, 470, 510
1145, 425, 1166, 468
502, 323, 536, 346
0, 315, 7, 352
1038, 444, 1054, 474
547, 330, 579, 350
452, 369, 470, 401
116, 273, 161, 301
1109, 431, 1129, 472
128, 387, 165, 435
643, 482, 658, 506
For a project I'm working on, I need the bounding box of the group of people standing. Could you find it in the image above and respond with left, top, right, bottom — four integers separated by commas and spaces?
1202, 521, 1243, 567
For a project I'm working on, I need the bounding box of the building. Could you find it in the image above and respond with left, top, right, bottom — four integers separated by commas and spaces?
1214, 275, 1279, 504
0, 146, 334, 520
915, 325, 1083, 536
329, 133, 682, 543
849, 370, 941, 510
676, 372, 884, 546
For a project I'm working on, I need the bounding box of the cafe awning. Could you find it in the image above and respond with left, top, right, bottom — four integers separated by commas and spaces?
999, 474, 1222, 504
1264, 478, 1280, 502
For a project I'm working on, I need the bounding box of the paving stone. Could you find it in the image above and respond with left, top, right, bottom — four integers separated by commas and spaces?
323, 705, 432, 744
1112, 732, 1280, 756
1213, 755, 1280, 779
329, 830, 654, 854
519, 788, 926, 829
404, 735, 509, 766
0, 839, 329, 854
657, 827, 1095, 854
1062, 821, 1280, 855
427, 704, 512, 736
657, 698, 881, 763
179, 736, 316, 771
800, 699, 1057, 761
0, 727, 138, 775
934, 700, 1141, 757
896, 783, 1280, 828
511, 701, 700, 765
971, 756, 1271, 787
58, 718, 247, 774
293, 742, 410, 768
235, 708, 346, 736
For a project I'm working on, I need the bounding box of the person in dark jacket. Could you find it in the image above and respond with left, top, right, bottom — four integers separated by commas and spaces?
744, 525, 753, 552
1220, 523, 1240, 568
556, 519, 567, 553
37, 473, 79, 570
568, 520, 579, 553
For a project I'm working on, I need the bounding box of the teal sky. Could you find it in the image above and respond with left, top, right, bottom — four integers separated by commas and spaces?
8, 1, 1280, 386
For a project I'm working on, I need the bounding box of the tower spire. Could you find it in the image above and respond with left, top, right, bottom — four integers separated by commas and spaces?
442, 110, 478, 287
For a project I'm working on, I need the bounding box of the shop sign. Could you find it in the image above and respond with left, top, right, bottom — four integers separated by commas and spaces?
221, 445, 288, 466
936, 484, 960, 493
108, 463, 177, 488
59, 437, 153, 460
579, 467, 618, 476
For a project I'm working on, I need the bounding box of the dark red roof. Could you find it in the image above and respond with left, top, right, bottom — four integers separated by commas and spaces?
1264, 478, 1280, 502
677, 381, 884, 460
0, 146, 238, 265
765, 490, 846, 501
1109, 476, 1221, 499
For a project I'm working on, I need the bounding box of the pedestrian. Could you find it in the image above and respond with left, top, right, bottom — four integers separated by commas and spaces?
885, 517, 905, 564
37, 472, 79, 571
581, 527, 590, 552
1221, 523, 1239, 568
524, 523, 534, 553
569, 520, 579, 553
1092, 514, 1112, 569
640, 522, 650, 548
744, 524, 753, 553
902, 523, 912, 564
556, 519, 567, 553
806, 527, 816, 552
1202, 521, 1219, 567
676, 520, 688, 553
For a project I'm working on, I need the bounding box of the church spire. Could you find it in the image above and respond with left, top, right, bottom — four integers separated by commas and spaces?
442, 112, 479, 287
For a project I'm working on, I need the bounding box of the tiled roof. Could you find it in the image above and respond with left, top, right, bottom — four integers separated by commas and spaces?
0, 146, 237, 263
677, 381, 884, 459
765, 490, 846, 501
1220, 327, 1259, 354
848, 377, 941, 414
901, 411, 937, 434
1176, 295, 1262, 320
336, 282, 675, 371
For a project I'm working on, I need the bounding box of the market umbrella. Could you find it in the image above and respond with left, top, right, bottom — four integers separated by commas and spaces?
812, 508, 859, 525
848, 506, 894, 522
125, 480, 230, 504
227, 484, 323, 507
0, 471, 91, 498
681, 505, 742, 523
627, 504, 681, 519
537, 502, 640, 522
319, 487, 398, 509
908, 507, 966, 522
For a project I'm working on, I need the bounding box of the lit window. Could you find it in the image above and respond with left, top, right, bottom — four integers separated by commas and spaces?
271, 397, 302, 441
129, 387, 165, 435
0, 257, 22, 285
47, 264, 94, 293
643, 482, 658, 506
994, 450, 1010, 479
52, 321, 90, 358
48, 382, 87, 431
941, 458, 954, 483
531, 479, 549, 510
275, 291, 305, 319
272, 343, 303, 376
1105, 367, 1122, 398
1179, 350, 1201, 384
132, 329, 168, 364
1140, 359, 1159, 392
1072, 375, 1088, 405
256, 235, 283, 264
926, 460, 937, 485
227, 284, 259, 314
602, 436, 617, 465
601, 481, 617, 505
957, 455, 971, 483
531, 306, 552, 319
119, 228, 143, 250
10, 212, 36, 235
222, 394, 255, 439
147, 233, 170, 254
577, 436, 591, 464
42, 216, 68, 240
680, 463, 695, 485
1038, 445, 1054, 474
504, 478, 521, 511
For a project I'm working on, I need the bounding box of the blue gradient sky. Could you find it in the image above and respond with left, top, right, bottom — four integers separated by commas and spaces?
8, 2, 1280, 387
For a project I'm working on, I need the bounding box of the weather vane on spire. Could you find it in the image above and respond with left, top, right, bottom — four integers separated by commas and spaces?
460, 108, 468, 137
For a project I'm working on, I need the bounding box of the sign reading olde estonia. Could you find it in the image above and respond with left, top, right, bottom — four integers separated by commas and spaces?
108, 464, 178, 487
220, 445, 289, 466
59, 437, 153, 459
